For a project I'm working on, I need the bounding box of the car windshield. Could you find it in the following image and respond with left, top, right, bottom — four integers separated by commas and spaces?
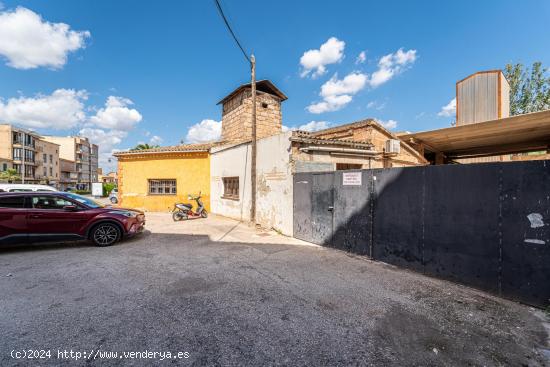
64, 192, 104, 208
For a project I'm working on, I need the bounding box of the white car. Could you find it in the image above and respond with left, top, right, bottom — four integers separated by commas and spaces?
109, 188, 118, 203
0, 184, 58, 193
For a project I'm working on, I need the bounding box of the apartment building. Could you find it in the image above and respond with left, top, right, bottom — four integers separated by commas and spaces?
59, 158, 78, 190
0, 124, 42, 183
90, 143, 99, 183
36, 139, 61, 186
43, 136, 99, 191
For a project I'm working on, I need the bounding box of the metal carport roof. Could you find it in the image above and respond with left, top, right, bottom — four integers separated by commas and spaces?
399, 110, 550, 159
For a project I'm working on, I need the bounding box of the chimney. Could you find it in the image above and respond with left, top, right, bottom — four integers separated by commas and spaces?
456, 70, 510, 126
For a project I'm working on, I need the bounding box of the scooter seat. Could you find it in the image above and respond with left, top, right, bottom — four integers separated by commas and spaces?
176, 203, 192, 209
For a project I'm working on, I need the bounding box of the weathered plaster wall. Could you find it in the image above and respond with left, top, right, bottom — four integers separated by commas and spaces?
291, 145, 375, 169
118, 152, 210, 212
210, 143, 252, 222
211, 132, 293, 236
256, 132, 293, 235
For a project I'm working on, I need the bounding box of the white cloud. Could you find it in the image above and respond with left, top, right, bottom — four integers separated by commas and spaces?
0, 7, 90, 69
304, 47, 417, 113
355, 51, 366, 64
320, 73, 368, 97
79, 127, 126, 152
185, 119, 221, 143
307, 95, 352, 114
0, 89, 87, 129
375, 119, 398, 130
369, 48, 417, 88
300, 37, 345, 78
367, 100, 386, 110
149, 135, 163, 145
78, 127, 127, 171
307, 72, 367, 113
283, 120, 330, 132
83, 96, 143, 170
89, 96, 142, 131
0, 87, 142, 172
438, 98, 456, 117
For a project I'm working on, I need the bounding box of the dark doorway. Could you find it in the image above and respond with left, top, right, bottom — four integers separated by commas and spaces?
336, 163, 362, 170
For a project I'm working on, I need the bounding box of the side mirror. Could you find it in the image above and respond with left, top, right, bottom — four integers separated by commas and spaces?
63, 205, 78, 211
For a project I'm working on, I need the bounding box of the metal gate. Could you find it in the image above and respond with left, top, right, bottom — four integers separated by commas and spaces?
293, 161, 550, 307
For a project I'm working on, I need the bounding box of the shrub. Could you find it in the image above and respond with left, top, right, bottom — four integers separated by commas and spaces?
103, 183, 116, 197
73, 190, 91, 195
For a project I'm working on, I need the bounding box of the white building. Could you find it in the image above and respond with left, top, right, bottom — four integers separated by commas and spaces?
211, 131, 294, 235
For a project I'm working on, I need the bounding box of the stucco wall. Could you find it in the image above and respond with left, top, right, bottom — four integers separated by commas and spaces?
36, 139, 60, 183
43, 136, 77, 162
256, 132, 293, 235
118, 152, 210, 212
0, 125, 12, 160
210, 143, 252, 222
291, 146, 375, 169
211, 132, 293, 236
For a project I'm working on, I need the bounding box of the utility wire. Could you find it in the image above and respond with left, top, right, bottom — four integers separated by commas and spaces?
213, 0, 251, 64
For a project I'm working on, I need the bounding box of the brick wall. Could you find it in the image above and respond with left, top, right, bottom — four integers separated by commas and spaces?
221, 89, 282, 143
313, 123, 427, 167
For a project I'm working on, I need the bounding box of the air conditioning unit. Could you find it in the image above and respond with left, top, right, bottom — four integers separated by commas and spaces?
385, 139, 401, 154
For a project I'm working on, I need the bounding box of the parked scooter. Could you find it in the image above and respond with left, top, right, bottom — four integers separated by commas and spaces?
172, 192, 208, 221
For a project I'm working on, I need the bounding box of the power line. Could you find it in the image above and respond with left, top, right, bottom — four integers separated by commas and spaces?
213, 0, 251, 64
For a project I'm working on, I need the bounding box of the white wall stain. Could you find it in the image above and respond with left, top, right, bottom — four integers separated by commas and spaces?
527, 213, 545, 228
524, 239, 546, 245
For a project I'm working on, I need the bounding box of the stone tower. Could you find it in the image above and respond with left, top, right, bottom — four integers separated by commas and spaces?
218, 80, 287, 143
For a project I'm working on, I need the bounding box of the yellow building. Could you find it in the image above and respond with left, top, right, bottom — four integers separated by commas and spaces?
114, 144, 212, 212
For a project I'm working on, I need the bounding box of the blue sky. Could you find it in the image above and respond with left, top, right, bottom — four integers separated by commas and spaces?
0, 0, 549, 170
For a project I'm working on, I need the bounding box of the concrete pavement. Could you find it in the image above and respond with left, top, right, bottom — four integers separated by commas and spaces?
0, 213, 548, 366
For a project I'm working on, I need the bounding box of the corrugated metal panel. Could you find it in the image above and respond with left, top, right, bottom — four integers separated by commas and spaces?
456, 156, 502, 164
501, 76, 510, 118
457, 71, 503, 125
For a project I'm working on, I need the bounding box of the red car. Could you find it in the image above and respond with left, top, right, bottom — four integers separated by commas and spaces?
0, 192, 145, 246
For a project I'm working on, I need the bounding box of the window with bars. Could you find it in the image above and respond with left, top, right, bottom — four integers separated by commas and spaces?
148, 179, 177, 195
222, 177, 239, 199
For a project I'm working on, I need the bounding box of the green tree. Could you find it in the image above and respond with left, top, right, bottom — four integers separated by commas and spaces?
0, 168, 20, 183
504, 62, 550, 115
130, 143, 159, 151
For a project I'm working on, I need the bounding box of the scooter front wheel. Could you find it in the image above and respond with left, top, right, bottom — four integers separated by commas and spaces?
200, 210, 208, 218
172, 211, 187, 221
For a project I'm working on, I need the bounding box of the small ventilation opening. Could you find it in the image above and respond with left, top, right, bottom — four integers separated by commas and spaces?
261, 102, 268, 108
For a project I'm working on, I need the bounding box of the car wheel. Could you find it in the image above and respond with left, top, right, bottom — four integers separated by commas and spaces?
91, 223, 121, 246
110, 197, 118, 204
200, 210, 208, 218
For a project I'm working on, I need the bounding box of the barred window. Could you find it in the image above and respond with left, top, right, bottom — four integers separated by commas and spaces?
148, 179, 177, 195
222, 177, 239, 199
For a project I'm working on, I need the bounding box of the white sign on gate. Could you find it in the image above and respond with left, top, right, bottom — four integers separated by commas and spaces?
342, 171, 362, 186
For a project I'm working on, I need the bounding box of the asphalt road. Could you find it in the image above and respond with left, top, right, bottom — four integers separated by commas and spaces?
0, 213, 548, 366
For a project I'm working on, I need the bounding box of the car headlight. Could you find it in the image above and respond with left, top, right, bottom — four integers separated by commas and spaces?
108, 210, 138, 218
